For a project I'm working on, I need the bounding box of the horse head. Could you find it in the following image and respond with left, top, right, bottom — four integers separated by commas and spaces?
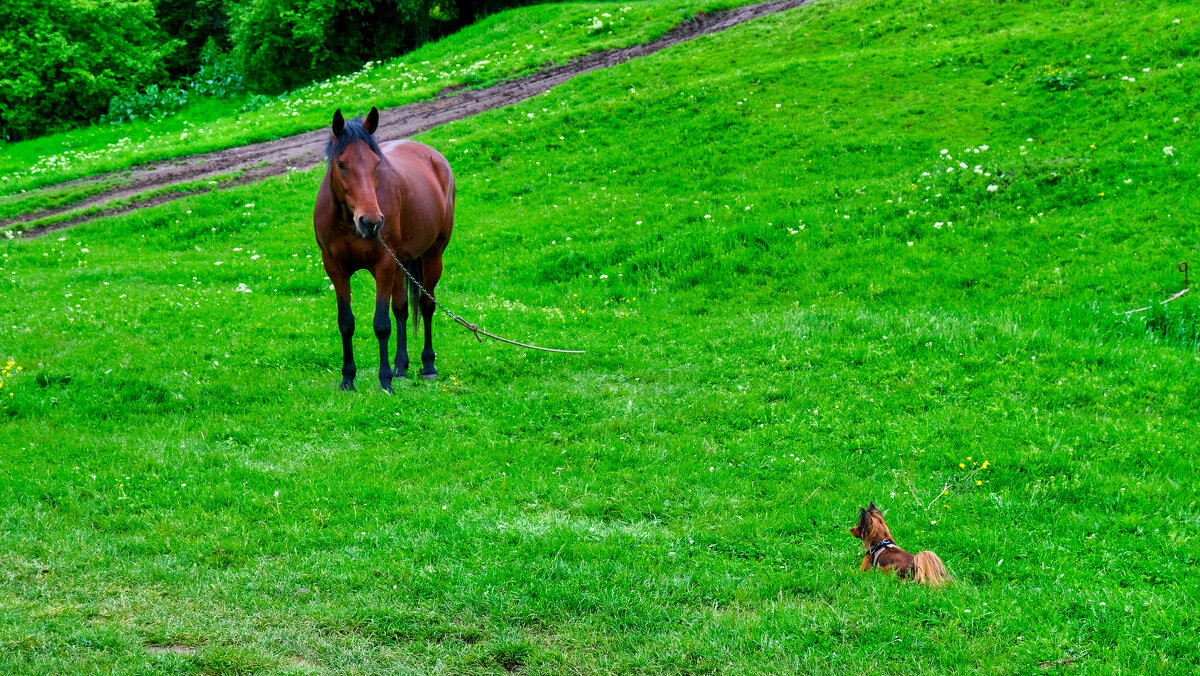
327, 107, 385, 238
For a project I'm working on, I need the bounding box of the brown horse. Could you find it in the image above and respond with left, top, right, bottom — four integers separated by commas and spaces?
313, 107, 454, 392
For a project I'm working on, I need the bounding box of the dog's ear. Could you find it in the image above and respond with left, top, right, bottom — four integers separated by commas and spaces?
868, 501, 876, 511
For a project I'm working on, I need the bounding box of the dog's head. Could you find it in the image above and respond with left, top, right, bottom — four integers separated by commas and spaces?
849, 502, 890, 546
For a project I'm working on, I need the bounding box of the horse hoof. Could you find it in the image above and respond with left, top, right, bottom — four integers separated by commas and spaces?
420, 371, 437, 381
394, 368, 409, 379
380, 383, 394, 394
339, 380, 356, 392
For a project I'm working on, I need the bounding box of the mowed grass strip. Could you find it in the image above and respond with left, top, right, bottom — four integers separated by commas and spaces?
0, 178, 133, 224
1, 0, 1199, 673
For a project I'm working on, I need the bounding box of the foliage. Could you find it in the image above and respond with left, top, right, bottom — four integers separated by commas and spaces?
154, 0, 236, 79
101, 84, 191, 125
231, 0, 439, 93
0, 0, 732, 190
1035, 65, 1082, 91
452, 0, 547, 25
0, 0, 177, 140
0, 0, 597, 140
189, 39, 246, 98
228, 0, 615, 93
240, 93, 277, 113
101, 41, 243, 126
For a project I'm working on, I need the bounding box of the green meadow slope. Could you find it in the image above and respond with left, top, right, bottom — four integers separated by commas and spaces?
2, 0, 1199, 673
0, 0, 752, 199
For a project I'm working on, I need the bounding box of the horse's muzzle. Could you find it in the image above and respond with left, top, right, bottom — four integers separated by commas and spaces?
356, 215, 384, 238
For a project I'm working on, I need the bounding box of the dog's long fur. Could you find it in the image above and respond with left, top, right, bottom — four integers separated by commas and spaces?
849, 502, 948, 586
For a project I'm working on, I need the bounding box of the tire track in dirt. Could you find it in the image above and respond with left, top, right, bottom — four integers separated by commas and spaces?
9, 0, 811, 238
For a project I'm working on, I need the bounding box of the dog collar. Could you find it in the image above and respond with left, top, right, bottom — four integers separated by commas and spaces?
867, 538, 896, 567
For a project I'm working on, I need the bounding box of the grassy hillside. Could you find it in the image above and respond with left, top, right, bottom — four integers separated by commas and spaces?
2, 0, 1199, 673
0, 0, 749, 198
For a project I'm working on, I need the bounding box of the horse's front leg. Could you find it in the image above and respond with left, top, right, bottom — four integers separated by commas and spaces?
322, 254, 356, 391
373, 264, 395, 393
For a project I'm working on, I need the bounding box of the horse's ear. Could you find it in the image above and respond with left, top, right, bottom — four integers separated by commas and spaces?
364, 106, 379, 135
332, 109, 345, 139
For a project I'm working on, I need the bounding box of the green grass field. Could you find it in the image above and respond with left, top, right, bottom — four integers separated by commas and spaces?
2, 0, 1200, 673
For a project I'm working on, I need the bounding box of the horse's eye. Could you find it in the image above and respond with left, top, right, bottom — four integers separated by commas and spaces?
336, 161, 345, 170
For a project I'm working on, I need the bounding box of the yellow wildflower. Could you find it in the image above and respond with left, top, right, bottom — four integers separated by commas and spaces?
981, 461, 989, 469
977, 480, 983, 485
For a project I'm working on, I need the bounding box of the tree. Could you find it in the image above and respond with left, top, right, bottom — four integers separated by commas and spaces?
232, 0, 437, 93
0, 0, 177, 139
155, 0, 235, 80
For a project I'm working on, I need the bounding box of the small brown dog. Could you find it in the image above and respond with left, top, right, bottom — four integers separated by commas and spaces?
849, 502, 949, 586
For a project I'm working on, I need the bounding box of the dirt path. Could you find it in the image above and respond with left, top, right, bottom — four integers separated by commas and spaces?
9, 0, 810, 237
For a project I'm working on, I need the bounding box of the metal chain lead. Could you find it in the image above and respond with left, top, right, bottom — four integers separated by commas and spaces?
377, 234, 585, 354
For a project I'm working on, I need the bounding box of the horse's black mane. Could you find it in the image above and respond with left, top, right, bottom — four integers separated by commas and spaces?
325, 117, 382, 162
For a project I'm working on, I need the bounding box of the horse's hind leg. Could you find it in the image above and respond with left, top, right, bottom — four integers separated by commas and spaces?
418, 250, 444, 380
390, 274, 410, 378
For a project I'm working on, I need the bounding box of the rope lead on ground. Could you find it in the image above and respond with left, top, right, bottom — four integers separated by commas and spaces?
1123, 261, 1190, 315
378, 235, 585, 354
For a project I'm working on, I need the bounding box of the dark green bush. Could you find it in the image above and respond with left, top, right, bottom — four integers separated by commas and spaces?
229, 0, 552, 93
240, 93, 276, 113
102, 41, 243, 125
0, 0, 177, 140
0, 0, 563, 139
188, 39, 245, 98
155, 0, 235, 79
102, 84, 190, 124
232, 0, 438, 93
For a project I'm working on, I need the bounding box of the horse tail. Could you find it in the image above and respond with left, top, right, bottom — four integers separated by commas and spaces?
912, 551, 949, 587
403, 257, 423, 332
